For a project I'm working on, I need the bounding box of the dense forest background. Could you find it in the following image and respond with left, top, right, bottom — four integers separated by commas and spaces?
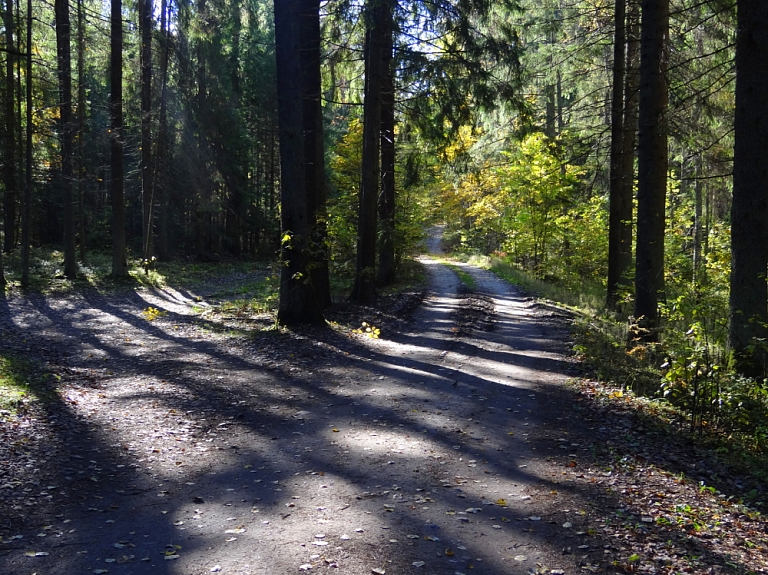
1, 1, 767, 438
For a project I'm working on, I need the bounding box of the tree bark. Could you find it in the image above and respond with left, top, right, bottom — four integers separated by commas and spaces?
110, 0, 128, 277
20, 0, 31, 288
139, 0, 153, 266
77, 0, 86, 263
154, 0, 170, 261
3, 0, 15, 254
606, 0, 627, 310
728, 0, 768, 376
619, 0, 639, 291
634, 0, 668, 339
55, 0, 77, 279
299, 0, 331, 308
377, 6, 396, 286
274, 0, 325, 325
350, 0, 386, 304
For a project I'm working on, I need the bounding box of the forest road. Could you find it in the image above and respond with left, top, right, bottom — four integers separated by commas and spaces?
0, 231, 602, 575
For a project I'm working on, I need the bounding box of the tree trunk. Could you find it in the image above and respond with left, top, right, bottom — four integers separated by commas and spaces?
692, 154, 703, 282
299, 0, 331, 308
20, 0, 31, 288
377, 6, 396, 286
350, 0, 386, 305
3, 0, 15, 254
606, 0, 627, 310
140, 0, 153, 266
154, 0, 170, 261
729, 0, 768, 376
76, 0, 86, 263
55, 0, 77, 279
634, 0, 668, 339
273, 0, 325, 325
619, 0, 639, 292
225, 0, 242, 256
110, 0, 128, 277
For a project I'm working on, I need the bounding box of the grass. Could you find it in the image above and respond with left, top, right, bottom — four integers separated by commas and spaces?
0, 354, 57, 416
436, 259, 477, 290
0, 246, 269, 293
483, 256, 605, 314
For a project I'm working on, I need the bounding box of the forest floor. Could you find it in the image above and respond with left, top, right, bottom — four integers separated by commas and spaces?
0, 232, 766, 575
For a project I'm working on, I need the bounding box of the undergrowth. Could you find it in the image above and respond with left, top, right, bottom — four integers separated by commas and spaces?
0, 247, 269, 293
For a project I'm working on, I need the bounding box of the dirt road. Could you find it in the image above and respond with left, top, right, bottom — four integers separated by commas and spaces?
2, 238, 762, 575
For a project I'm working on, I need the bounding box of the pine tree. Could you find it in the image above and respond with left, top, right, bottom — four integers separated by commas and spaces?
110, 0, 128, 277
728, 0, 768, 375
55, 0, 77, 279
274, 0, 325, 325
634, 0, 669, 339
3, 0, 16, 254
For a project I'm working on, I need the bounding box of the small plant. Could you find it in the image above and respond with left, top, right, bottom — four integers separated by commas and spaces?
142, 306, 168, 321
353, 321, 381, 339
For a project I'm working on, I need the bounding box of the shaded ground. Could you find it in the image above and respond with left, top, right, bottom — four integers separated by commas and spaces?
0, 237, 766, 575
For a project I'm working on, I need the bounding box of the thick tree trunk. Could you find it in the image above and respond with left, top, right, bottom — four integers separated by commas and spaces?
377, 9, 396, 286
634, 0, 668, 339
55, 0, 77, 279
274, 0, 325, 325
110, 0, 128, 277
350, 0, 386, 304
299, 0, 331, 308
729, 0, 768, 376
3, 0, 15, 254
606, 0, 627, 310
139, 0, 153, 265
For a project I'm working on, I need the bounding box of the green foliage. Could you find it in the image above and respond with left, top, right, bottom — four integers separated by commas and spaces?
439, 132, 605, 289
0, 355, 33, 415
327, 118, 363, 278
213, 275, 279, 317
0, 354, 58, 416
327, 117, 429, 284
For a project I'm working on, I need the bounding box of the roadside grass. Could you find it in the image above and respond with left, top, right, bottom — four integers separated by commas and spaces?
0, 354, 58, 417
435, 259, 477, 290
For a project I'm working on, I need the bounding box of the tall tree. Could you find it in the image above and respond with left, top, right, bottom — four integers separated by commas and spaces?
377, 4, 396, 286
350, 0, 387, 304
634, 0, 669, 338
139, 0, 153, 265
299, 0, 331, 309
110, 0, 128, 277
55, 0, 77, 279
20, 0, 31, 288
3, 0, 15, 254
606, 0, 628, 309
273, 0, 325, 325
76, 0, 86, 262
728, 0, 768, 375
153, 0, 170, 261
